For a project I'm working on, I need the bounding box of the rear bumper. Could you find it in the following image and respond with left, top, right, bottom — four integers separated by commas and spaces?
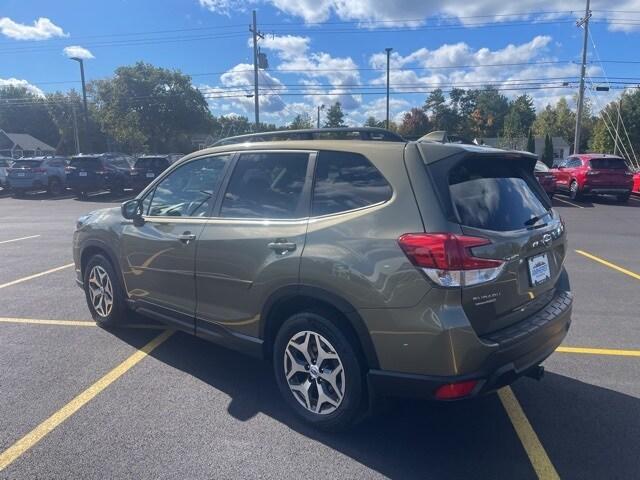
67, 178, 107, 192
368, 289, 572, 400
582, 186, 631, 195
7, 178, 46, 190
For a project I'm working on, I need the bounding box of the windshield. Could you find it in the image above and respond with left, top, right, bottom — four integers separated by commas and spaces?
589, 158, 627, 169
449, 158, 549, 231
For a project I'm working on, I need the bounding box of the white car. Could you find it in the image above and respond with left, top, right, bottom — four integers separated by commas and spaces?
0, 156, 14, 189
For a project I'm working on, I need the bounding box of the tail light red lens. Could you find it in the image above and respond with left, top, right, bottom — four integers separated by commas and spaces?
434, 380, 478, 400
398, 233, 504, 287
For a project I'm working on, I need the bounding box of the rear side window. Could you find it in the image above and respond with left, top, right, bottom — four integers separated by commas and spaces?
534, 162, 549, 172
589, 158, 627, 169
449, 158, 549, 232
220, 152, 310, 219
312, 151, 392, 216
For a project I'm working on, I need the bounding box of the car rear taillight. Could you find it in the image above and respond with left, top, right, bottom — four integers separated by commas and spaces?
434, 380, 478, 400
397, 233, 505, 287
586, 170, 600, 176
65, 166, 74, 173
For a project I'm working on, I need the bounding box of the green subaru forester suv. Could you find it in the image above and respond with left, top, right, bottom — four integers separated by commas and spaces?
73, 128, 572, 430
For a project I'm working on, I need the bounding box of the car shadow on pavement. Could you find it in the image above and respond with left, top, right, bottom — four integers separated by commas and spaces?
110, 327, 640, 479
4, 190, 76, 201
589, 195, 640, 208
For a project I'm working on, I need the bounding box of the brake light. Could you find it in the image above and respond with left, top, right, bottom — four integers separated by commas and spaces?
397, 233, 505, 287
65, 166, 74, 173
586, 170, 599, 176
434, 380, 478, 400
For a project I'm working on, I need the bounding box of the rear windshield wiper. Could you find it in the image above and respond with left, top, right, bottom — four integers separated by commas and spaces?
524, 212, 551, 228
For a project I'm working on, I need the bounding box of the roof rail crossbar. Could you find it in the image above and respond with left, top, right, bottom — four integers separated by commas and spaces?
211, 127, 405, 147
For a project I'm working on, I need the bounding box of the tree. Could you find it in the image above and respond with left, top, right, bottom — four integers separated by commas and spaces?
533, 97, 577, 152
470, 87, 509, 138
424, 88, 457, 132
526, 128, 535, 154
590, 90, 640, 159
398, 108, 430, 139
502, 94, 536, 147
91, 62, 214, 153
289, 113, 313, 130
324, 102, 346, 128
0, 86, 59, 149
542, 133, 554, 167
364, 116, 384, 128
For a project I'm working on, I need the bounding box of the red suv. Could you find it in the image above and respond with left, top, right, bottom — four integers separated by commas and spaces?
534, 161, 556, 198
551, 154, 634, 202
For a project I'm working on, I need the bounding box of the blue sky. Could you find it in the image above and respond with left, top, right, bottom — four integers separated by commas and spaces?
2, 0, 640, 125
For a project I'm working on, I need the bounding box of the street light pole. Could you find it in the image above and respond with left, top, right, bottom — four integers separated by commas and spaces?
71, 57, 89, 149
317, 104, 325, 128
385, 47, 393, 129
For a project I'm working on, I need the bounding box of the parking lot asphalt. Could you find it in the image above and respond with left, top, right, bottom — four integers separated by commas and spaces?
1, 189, 639, 479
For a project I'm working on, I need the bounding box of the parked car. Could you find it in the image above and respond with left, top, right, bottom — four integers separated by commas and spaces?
0, 156, 14, 190
66, 153, 134, 198
73, 128, 572, 430
534, 161, 556, 198
129, 154, 179, 191
633, 170, 640, 195
6, 156, 68, 196
551, 154, 634, 202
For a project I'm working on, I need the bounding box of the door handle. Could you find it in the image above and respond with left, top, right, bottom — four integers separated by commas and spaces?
177, 232, 196, 244
268, 241, 297, 254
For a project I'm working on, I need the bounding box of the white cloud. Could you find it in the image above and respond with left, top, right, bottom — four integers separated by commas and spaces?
0, 78, 45, 97
0, 17, 67, 40
198, 0, 253, 15
63, 45, 95, 60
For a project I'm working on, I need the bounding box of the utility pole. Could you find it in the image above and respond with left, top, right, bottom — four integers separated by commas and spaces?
317, 104, 325, 128
70, 57, 89, 147
385, 47, 393, 129
250, 10, 264, 131
613, 96, 622, 155
72, 104, 80, 154
574, 0, 591, 154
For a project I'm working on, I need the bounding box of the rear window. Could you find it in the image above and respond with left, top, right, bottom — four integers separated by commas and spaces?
12, 160, 43, 168
534, 162, 549, 172
70, 157, 102, 170
448, 158, 549, 231
135, 157, 169, 169
589, 158, 627, 169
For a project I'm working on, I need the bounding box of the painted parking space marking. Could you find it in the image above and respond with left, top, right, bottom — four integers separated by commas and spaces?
575, 249, 640, 281
0, 235, 40, 245
0, 263, 74, 290
557, 346, 640, 357
498, 387, 559, 480
0, 317, 164, 330
0, 329, 173, 472
553, 197, 585, 208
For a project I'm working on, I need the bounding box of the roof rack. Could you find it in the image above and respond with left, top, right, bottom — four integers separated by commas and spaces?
211, 127, 405, 147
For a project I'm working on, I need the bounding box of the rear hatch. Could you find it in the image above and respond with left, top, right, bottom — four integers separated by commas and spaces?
67, 157, 103, 185
587, 157, 631, 186
132, 157, 169, 181
418, 149, 566, 336
8, 160, 44, 180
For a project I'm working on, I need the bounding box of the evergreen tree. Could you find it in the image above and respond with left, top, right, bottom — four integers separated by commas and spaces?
526, 128, 535, 154
323, 102, 346, 128
542, 133, 554, 167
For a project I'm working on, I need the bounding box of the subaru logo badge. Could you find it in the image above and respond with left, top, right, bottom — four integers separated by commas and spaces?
542, 233, 552, 247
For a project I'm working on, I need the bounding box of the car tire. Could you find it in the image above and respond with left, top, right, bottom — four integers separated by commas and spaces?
569, 180, 582, 201
74, 189, 87, 199
48, 177, 63, 196
273, 309, 364, 431
616, 193, 630, 203
83, 254, 127, 327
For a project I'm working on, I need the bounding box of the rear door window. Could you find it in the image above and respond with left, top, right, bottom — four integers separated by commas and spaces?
220, 152, 310, 219
589, 158, 627, 169
312, 151, 392, 216
12, 160, 43, 168
71, 157, 102, 170
448, 158, 549, 232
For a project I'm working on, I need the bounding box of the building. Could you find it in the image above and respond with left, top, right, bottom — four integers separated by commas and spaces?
0, 129, 56, 158
482, 136, 571, 161
188, 133, 216, 151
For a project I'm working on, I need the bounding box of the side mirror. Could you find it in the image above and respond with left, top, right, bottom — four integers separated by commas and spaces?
121, 199, 144, 224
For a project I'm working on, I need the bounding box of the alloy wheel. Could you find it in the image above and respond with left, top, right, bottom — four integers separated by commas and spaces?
88, 265, 114, 318
284, 330, 345, 415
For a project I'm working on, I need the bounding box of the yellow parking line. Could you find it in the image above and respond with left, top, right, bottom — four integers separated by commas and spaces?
557, 346, 640, 357
0, 263, 74, 290
0, 317, 95, 327
0, 235, 40, 245
0, 329, 173, 472
498, 387, 559, 480
575, 249, 640, 281
554, 197, 585, 208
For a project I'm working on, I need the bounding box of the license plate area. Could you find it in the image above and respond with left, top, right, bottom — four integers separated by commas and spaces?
528, 253, 551, 287
146, 172, 155, 178
79, 172, 88, 177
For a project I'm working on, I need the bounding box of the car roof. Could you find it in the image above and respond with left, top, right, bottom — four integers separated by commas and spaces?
572, 153, 625, 159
